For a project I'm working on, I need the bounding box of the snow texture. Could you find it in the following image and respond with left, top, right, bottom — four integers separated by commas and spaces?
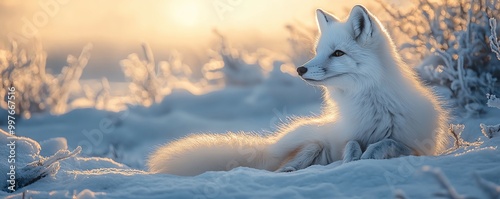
1, 86, 500, 198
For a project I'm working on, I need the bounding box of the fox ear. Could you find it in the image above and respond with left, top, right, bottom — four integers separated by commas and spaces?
347, 5, 375, 43
316, 9, 338, 31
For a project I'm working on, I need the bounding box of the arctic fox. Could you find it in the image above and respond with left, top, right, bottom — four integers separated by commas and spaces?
148, 5, 450, 176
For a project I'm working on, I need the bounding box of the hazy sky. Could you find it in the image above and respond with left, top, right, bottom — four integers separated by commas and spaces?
1, 0, 396, 81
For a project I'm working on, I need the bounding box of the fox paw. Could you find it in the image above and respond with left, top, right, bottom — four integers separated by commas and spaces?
343, 140, 362, 163
276, 166, 297, 173
361, 142, 390, 159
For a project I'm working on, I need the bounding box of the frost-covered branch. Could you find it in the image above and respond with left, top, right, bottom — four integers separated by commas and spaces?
480, 123, 500, 139
486, 94, 500, 109
448, 124, 465, 152
423, 166, 465, 199
49, 44, 92, 114
474, 173, 500, 199
444, 123, 487, 155
16, 147, 81, 190
490, 18, 500, 60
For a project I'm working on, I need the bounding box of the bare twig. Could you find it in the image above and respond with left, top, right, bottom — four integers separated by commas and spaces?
423, 166, 466, 199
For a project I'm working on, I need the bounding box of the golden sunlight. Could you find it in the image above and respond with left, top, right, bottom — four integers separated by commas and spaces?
168, 0, 204, 27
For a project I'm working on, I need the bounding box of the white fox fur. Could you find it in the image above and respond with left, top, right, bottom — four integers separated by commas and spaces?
148, 5, 450, 176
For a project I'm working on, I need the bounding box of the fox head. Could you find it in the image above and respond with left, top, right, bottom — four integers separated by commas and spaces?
298, 5, 395, 92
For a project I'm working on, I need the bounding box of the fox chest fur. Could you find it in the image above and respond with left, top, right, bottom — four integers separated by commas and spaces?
335, 89, 406, 150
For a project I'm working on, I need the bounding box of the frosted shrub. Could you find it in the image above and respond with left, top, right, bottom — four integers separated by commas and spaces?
379, 0, 500, 113
120, 44, 164, 106
162, 50, 213, 94
50, 44, 93, 114
0, 42, 46, 118
202, 30, 264, 87
0, 41, 92, 118
82, 77, 111, 110
121, 43, 211, 106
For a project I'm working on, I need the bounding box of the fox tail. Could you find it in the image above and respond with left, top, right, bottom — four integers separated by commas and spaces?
147, 133, 278, 176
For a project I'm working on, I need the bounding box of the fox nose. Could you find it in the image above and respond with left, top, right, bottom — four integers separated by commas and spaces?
297, 67, 308, 76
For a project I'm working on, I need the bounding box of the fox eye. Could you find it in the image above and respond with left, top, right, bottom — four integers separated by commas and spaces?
330, 50, 345, 57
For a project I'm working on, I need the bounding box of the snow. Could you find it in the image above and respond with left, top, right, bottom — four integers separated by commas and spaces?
1, 130, 500, 198
39, 138, 68, 157
1, 78, 500, 198
1, 1, 500, 197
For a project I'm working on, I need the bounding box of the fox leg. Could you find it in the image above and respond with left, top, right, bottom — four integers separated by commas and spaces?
360, 138, 413, 160
342, 140, 363, 163
276, 142, 323, 172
